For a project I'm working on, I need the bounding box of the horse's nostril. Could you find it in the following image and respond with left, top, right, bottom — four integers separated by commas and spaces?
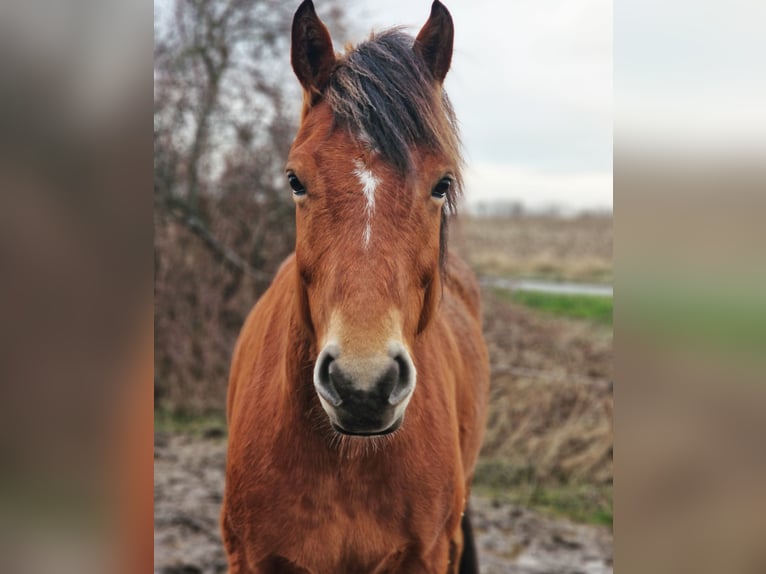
314, 348, 343, 407
394, 353, 410, 382
388, 351, 415, 406
318, 352, 333, 383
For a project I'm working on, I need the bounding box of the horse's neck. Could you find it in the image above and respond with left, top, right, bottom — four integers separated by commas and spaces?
272, 294, 326, 440
280, 295, 315, 405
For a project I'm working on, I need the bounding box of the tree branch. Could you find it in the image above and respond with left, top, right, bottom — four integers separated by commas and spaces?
160, 195, 273, 283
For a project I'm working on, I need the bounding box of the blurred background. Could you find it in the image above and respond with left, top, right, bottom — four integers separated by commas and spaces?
153, 1, 613, 572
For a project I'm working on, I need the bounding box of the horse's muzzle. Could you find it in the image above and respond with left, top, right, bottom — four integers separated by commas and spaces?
313, 342, 416, 436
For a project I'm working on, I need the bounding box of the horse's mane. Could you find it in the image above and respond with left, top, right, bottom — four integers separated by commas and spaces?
325, 29, 463, 212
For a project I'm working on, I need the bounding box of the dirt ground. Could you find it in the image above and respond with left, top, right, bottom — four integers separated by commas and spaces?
154, 433, 612, 574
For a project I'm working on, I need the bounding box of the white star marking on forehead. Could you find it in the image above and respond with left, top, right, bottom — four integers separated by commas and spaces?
353, 160, 379, 249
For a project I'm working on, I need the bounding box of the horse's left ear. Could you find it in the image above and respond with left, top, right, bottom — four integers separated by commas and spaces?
414, 0, 454, 83
291, 0, 336, 101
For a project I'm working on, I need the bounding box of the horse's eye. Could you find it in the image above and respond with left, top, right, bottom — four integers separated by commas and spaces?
287, 173, 306, 195
431, 177, 452, 199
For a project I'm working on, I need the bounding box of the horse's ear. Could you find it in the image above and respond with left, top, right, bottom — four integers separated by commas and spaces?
414, 0, 454, 83
291, 0, 336, 101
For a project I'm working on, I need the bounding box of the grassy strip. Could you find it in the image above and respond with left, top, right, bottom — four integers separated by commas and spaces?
472, 482, 613, 527
492, 288, 613, 325
154, 408, 228, 436
473, 459, 612, 526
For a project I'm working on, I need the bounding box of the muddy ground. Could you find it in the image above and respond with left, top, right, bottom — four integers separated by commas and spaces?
154, 432, 612, 574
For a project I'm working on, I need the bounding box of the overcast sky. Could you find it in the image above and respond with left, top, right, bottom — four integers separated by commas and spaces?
351, 0, 613, 212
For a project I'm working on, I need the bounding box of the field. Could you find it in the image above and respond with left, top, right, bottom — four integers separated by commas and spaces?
453, 214, 612, 284
474, 288, 612, 518
454, 213, 613, 512
155, 213, 614, 573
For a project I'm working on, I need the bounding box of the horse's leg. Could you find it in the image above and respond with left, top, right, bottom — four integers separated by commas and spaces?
458, 506, 479, 574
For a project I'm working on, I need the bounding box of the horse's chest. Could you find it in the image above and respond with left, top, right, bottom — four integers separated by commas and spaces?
254, 470, 453, 573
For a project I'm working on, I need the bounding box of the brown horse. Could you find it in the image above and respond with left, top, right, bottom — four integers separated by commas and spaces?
221, 1, 489, 572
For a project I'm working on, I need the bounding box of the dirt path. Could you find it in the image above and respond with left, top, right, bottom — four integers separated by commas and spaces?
154, 433, 612, 574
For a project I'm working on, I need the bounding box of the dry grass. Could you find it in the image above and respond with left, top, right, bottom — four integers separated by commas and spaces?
480, 375, 613, 485
479, 288, 613, 486
455, 215, 614, 488
452, 214, 613, 283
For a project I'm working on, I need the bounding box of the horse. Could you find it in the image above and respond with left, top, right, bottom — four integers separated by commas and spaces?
221, 1, 489, 572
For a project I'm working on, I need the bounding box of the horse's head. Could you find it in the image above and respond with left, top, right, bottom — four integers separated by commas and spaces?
287, 1, 461, 436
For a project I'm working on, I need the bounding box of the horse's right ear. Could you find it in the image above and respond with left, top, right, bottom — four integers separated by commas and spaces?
291, 0, 335, 102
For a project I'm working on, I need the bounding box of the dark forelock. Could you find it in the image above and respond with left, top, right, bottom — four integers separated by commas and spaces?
324, 30, 463, 206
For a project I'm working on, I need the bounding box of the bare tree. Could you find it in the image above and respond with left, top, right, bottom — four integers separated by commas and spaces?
153, 0, 347, 413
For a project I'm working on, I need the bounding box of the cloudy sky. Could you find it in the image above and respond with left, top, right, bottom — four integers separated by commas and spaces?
351, 0, 613, 212
155, 0, 613, 212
